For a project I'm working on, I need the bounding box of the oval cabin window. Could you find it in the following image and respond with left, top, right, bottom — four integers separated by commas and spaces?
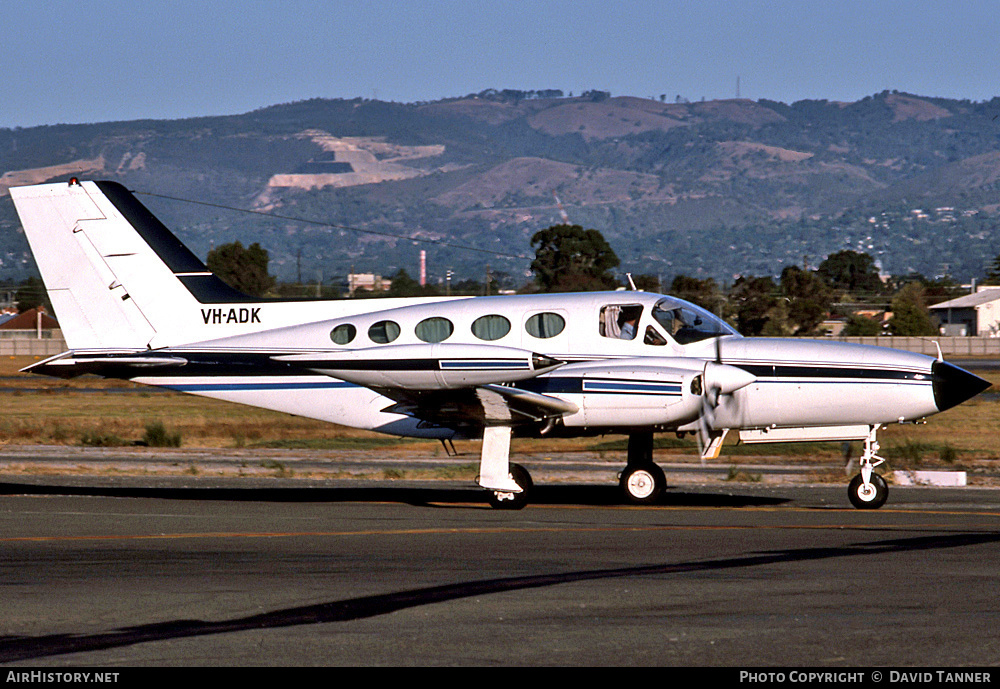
525, 312, 565, 339
415, 317, 454, 343
330, 324, 356, 345
471, 314, 511, 341
368, 320, 401, 344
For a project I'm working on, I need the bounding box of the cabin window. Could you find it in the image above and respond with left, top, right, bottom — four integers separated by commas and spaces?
471, 314, 511, 341
368, 320, 401, 344
415, 317, 454, 343
330, 324, 356, 345
599, 304, 643, 340
525, 312, 565, 339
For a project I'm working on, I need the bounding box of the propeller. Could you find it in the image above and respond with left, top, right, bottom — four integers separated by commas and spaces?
695, 337, 755, 461
695, 382, 719, 462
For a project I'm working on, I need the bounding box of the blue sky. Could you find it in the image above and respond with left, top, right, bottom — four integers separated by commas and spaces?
3, 0, 1000, 128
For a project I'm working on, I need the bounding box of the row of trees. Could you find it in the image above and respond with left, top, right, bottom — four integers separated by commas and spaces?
11, 225, 983, 340
144, 227, 963, 337
526, 224, 948, 337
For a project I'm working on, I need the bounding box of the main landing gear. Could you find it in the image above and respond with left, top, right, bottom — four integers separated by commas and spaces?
619, 431, 667, 505
479, 427, 668, 509
487, 463, 533, 510
479, 426, 532, 510
848, 425, 888, 509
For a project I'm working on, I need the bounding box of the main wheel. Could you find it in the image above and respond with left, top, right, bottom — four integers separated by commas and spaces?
620, 463, 666, 505
488, 463, 533, 510
848, 472, 888, 510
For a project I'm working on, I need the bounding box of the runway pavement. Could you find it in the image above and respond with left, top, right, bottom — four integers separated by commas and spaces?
2, 454, 1000, 667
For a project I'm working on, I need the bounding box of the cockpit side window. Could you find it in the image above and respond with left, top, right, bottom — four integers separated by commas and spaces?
599, 304, 643, 341
643, 325, 667, 346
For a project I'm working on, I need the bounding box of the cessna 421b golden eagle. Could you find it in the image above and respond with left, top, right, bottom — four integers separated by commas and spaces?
10, 180, 991, 509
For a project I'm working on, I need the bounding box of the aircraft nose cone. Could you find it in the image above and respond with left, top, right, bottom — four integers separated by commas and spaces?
932, 361, 992, 412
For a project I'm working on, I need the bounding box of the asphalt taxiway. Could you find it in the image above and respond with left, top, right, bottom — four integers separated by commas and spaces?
2, 465, 1000, 667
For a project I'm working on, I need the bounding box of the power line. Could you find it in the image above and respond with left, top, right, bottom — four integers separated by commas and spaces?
132, 190, 530, 261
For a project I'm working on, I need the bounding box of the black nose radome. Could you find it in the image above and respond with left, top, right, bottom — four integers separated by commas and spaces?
932, 361, 992, 412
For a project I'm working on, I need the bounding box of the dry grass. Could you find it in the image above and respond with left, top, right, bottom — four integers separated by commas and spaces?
0, 355, 403, 449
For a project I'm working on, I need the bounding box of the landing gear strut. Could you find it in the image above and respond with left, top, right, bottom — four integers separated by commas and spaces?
619, 432, 666, 505
848, 425, 888, 509
479, 426, 533, 510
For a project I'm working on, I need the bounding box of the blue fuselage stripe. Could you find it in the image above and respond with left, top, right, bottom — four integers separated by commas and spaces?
582, 380, 682, 395
439, 359, 529, 370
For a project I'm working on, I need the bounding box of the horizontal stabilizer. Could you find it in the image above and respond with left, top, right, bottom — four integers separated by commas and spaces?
21, 351, 189, 378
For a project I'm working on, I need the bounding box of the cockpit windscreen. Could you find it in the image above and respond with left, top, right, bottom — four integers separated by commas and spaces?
651, 297, 738, 344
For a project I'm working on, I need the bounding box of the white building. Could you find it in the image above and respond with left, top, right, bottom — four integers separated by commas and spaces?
930, 286, 1000, 337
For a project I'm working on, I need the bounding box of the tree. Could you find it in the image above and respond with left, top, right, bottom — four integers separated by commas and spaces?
669, 275, 724, 314
206, 241, 275, 297
15, 276, 50, 313
842, 314, 882, 336
887, 283, 937, 335
632, 274, 661, 292
817, 250, 883, 294
530, 224, 620, 292
780, 266, 832, 335
386, 269, 439, 297
728, 275, 778, 336
984, 252, 1000, 285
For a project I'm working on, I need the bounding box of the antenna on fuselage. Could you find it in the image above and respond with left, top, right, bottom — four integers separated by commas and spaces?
626, 273, 637, 291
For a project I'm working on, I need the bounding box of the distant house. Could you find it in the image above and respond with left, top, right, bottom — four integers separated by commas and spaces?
929, 286, 1000, 337
0, 307, 60, 339
819, 317, 847, 337
348, 273, 391, 294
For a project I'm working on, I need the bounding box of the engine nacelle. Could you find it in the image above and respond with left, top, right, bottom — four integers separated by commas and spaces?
551, 358, 757, 428
554, 363, 703, 428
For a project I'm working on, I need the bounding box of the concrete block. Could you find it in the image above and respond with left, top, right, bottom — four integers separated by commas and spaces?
892, 470, 967, 487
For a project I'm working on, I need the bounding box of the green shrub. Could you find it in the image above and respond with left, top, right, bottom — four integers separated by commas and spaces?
143, 421, 181, 448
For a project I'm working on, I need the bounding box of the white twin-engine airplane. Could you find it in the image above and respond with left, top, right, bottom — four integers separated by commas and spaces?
10, 180, 992, 509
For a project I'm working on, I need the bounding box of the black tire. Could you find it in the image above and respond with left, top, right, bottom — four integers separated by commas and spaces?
619, 463, 666, 505
487, 463, 533, 510
848, 472, 888, 510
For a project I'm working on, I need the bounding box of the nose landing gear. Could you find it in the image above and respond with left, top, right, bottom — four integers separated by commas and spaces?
848, 425, 888, 509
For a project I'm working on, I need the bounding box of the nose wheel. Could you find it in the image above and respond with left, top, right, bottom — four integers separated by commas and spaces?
848, 472, 888, 509
849, 424, 888, 509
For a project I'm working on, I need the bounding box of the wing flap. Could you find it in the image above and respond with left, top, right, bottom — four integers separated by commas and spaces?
378, 383, 577, 427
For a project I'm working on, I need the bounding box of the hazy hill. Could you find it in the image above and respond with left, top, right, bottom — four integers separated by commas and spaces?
3, 90, 1000, 289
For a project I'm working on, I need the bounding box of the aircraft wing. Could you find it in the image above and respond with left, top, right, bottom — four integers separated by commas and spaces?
273, 343, 577, 428
374, 383, 579, 428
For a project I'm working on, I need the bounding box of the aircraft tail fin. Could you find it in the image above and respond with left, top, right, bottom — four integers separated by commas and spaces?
9, 180, 253, 350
